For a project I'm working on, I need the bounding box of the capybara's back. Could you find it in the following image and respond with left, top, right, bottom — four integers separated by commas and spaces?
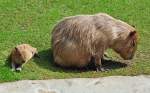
52, 15, 96, 67
52, 13, 138, 70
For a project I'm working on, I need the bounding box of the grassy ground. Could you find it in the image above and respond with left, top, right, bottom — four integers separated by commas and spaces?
0, 0, 150, 83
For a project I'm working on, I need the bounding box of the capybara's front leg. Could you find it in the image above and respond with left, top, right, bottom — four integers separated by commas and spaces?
94, 55, 105, 72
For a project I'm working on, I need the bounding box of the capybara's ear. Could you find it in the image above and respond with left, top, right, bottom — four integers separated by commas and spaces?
129, 31, 136, 37
15, 47, 18, 51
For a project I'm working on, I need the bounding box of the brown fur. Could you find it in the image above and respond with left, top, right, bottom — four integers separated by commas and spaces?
51, 13, 138, 71
10, 44, 38, 71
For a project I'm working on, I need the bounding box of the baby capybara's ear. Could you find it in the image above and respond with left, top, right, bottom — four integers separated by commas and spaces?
15, 47, 18, 51
129, 31, 136, 37
33, 48, 40, 58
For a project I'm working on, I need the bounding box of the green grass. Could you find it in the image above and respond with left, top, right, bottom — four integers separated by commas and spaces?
0, 0, 150, 83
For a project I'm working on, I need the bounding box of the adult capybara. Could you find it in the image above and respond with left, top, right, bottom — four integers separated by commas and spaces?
10, 44, 39, 71
51, 13, 138, 71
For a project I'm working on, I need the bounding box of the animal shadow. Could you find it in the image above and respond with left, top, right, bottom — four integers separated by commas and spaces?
33, 48, 57, 71
4, 55, 11, 68
101, 59, 128, 70
72, 59, 128, 71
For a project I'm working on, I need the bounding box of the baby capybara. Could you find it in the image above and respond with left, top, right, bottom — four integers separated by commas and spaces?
10, 44, 39, 71
51, 13, 138, 71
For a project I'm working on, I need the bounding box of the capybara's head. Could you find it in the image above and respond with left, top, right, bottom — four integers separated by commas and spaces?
13, 45, 38, 63
113, 31, 138, 60
14, 47, 31, 63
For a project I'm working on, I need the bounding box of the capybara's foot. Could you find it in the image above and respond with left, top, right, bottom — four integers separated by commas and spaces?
96, 66, 110, 72
16, 67, 22, 72
96, 65, 104, 72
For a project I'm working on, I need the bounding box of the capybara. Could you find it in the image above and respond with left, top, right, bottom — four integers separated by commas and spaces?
51, 13, 138, 71
10, 44, 39, 71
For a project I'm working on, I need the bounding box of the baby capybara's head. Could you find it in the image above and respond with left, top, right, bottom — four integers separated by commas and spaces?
114, 31, 138, 60
14, 47, 32, 63
11, 44, 38, 64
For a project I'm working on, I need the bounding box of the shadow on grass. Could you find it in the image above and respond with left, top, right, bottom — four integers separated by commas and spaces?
34, 49, 128, 72
4, 56, 11, 68
101, 59, 128, 70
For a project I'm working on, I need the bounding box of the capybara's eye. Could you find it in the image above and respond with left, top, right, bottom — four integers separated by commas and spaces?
17, 52, 22, 57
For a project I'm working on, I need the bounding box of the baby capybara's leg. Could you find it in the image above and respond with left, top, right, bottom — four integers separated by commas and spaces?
15, 64, 22, 72
16, 66, 22, 72
11, 62, 22, 72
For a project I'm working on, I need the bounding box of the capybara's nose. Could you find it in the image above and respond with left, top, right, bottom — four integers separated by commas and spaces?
123, 55, 133, 60
34, 53, 40, 58
128, 57, 133, 60
22, 60, 26, 63
127, 55, 134, 60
